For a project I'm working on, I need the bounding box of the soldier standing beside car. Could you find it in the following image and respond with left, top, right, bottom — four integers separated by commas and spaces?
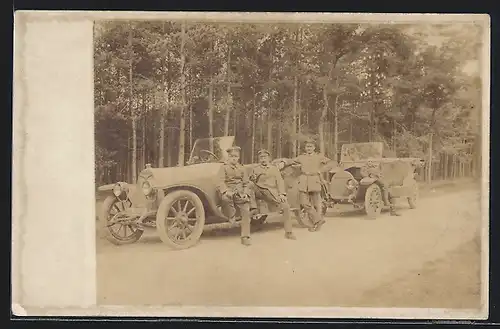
360, 160, 401, 216
278, 137, 330, 232
250, 149, 297, 240
216, 146, 258, 246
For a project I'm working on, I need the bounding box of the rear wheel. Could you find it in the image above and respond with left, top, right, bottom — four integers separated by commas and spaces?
156, 190, 206, 250
101, 196, 143, 245
364, 184, 383, 219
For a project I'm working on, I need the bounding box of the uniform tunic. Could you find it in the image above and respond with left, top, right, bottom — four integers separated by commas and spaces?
250, 164, 286, 201
250, 163, 292, 233
216, 162, 251, 195
293, 153, 331, 192
216, 161, 255, 237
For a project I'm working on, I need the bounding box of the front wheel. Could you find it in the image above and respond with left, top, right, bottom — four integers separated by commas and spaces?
100, 196, 143, 245
364, 184, 383, 219
156, 190, 206, 250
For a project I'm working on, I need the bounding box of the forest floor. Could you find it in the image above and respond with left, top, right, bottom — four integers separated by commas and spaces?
96, 179, 483, 310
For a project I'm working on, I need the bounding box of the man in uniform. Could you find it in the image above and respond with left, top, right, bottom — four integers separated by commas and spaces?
278, 137, 330, 232
250, 149, 297, 240
216, 146, 257, 246
360, 160, 401, 216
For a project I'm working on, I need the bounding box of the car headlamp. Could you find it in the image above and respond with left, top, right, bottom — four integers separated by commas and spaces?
142, 181, 153, 196
346, 179, 358, 190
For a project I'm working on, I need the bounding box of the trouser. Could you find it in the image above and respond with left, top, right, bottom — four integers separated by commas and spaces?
379, 181, 396, 209
299, 191, 322, 225
220, 191, 252, 238
254, 187, 293, 234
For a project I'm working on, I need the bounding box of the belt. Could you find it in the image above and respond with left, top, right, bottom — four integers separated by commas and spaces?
301, 172, 320, 176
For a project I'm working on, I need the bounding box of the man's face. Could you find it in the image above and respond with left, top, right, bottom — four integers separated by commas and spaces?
228, 152, 240, 165
305, 143, 315, 154
259, 153, 270, 165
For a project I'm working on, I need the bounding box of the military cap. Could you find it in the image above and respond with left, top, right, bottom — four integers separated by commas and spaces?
226, 146, 242, 154
303, 137, 316, 145
257, 149, 271, 156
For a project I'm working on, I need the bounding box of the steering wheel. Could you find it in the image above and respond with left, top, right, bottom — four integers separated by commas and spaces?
199, 149, 219, 162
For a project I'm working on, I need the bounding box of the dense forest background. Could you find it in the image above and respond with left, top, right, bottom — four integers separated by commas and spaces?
94, 21, 482, 186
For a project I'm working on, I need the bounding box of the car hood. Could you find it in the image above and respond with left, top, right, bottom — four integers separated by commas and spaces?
139, 162, 224, 189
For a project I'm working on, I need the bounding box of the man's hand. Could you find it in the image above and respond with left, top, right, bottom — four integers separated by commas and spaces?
278, 194, 287, 203
276, 161, 286, 170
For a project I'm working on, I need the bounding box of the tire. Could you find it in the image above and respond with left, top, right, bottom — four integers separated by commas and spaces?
100, 195, 143, 245
364, 184, 383, 219
294, 207, 315, 228
156, 190, 205, 250
407, 184, 419, 209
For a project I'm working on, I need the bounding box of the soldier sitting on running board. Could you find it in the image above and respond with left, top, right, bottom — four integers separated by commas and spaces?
250, 149, 297, 240
216, 146, 258, 246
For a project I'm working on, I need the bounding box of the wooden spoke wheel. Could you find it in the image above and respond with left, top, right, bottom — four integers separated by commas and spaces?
364, 184, 383, 219
156, 190, 205, 250
101, 196, 143, 245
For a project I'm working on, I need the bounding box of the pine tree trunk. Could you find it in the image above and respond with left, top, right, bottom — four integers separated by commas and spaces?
427, 133, 433, 184
233, 104, 238, 139
142, 112, 146, 169
297, 80, 302, 156
178, 21, 187, 166
224, 42, 232, 136
267, 107, 272, 154
251, 91, 256, 163
158, 23, 166, 168
319, 87, 328, 155
165, 46, 173, 167
444, 152, 448, 180
349, 121, 353, 143
292, 76, 298, 157
332, 95, 339, 162
267, 39, 274, 154
128, 25, 137, 182
127, 132, 131, 181
189, 86, 193, 151
208, 82, 214, 152
277, 125, 282, 158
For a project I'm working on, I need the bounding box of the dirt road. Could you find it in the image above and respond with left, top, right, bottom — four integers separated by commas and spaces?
96, 184, 482, 308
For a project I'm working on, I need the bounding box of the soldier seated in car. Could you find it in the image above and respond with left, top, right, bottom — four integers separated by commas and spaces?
361, 160, 401, 216
216, 146, 258, 246
249, 149, 297, 240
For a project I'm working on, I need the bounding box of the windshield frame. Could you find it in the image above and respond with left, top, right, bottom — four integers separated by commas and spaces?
188, 136, 235, 164
340, 142, 384, 163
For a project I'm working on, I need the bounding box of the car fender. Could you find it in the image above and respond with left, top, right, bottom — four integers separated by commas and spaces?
359, 177, 377, 186
97, 181, 137, 199
163, 184, 222, 218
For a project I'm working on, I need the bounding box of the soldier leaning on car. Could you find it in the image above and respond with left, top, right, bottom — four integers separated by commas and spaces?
216, 146, 258, 246
277, 137, 329, 232
249, 149, 297, 241
360, 160, 401, 216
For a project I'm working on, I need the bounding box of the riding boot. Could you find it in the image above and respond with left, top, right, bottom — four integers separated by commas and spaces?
389, 203, 401, 216
241, 236, 252, 246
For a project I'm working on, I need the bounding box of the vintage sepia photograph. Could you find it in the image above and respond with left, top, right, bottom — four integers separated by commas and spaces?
94, 15, 487, 311
12, 11, 490, 318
